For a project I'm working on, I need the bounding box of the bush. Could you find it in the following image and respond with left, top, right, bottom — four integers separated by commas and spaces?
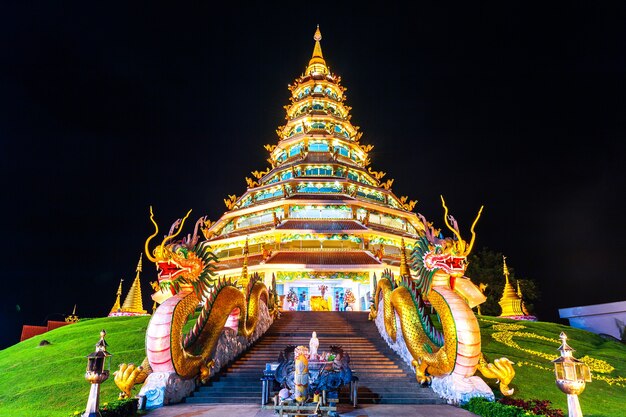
499, 398, 563, 417
462, 397, 541, 417
100, 398, 139, 417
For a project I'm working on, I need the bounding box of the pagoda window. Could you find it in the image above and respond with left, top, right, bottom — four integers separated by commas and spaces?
288, 144, 303, 157
281, 171, 293, 181
334, 125, 343, 134
334, 145, 349, 157
312, 103, 324, 110
276, 151, 287, 162
295, 125, 304, 133
267, 175, 279, 184
350, 152, 358, 161
237, 210, 278, 229
255, 188, 283, 202
304, 166, 332, 176
347, 171, 359, 182
309, 142, 329, 152
313, 84, 323, 93
290, 205, 352, 219
327, 105, 336, 114
311, 122, 325, 130
297, 87, 311, 99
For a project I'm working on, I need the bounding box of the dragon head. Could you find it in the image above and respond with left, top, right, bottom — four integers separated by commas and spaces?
145, 207, 218, 301
412, 196, 483, 296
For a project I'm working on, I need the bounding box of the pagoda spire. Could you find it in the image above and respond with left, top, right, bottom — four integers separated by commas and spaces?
306, 24, 328, 75
120, 254, 147, 314
109, 279, 123, 315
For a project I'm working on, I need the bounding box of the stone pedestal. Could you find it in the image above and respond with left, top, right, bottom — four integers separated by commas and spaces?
137, 371, 196, 410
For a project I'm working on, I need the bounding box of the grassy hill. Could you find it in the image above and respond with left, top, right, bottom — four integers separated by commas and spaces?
1, 314, 625, 417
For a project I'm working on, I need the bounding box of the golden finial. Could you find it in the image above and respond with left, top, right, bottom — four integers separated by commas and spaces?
307, 24, 328, 75
503, 256, 510, 284
314, 24, 322, 41
136, 253, 143, 273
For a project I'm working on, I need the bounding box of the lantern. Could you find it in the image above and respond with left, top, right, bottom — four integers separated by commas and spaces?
83, 330, 112, 417
551, 332, 591, 417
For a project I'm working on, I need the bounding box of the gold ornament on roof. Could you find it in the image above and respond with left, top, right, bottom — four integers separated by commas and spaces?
251, 168, 270, 179
224, 194, 238, 210
245, 177, 259, 188
380, 179, 394, 190
368, 167, 387, 180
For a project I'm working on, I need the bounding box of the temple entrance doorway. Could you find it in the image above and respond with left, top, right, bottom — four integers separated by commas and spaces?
277, 271, 372, 312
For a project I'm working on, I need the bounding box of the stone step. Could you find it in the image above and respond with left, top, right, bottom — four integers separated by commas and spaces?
187, 311, 443, 405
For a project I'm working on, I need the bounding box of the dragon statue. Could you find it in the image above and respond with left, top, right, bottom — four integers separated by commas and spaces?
369, 196, 515, 403
114, 208, 272, 408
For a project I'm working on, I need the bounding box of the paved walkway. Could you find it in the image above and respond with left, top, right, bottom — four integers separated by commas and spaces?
144, 403, 478, 417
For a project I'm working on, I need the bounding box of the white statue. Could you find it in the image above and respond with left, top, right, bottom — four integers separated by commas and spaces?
309, 331, 319, 359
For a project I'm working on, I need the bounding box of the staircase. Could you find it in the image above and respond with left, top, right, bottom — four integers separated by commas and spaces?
186, 311, 445, 405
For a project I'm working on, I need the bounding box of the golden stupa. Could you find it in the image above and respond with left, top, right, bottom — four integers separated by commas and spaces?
109, 254, 149, 316
498, 256, 536, 320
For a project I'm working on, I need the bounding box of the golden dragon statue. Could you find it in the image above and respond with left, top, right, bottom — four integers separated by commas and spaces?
369, 196, 515, 402
114, 208, 271, 405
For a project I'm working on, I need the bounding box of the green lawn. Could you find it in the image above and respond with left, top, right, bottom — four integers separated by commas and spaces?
0, 316, 149, 417
0, 314, 624, 417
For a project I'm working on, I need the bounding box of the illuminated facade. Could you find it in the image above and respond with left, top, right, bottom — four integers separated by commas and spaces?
202, 27, 424, 311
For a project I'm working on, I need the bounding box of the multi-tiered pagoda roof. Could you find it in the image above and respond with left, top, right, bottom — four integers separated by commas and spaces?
200, 27, 425, 310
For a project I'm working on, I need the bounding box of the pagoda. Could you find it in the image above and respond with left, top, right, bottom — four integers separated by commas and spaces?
497, 256, 536, 321
201, 26, 426, 312
109, 254, 149, 316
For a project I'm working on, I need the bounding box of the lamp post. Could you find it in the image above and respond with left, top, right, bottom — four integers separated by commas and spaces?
83, 330, 112, 417
551, 332, 591, 417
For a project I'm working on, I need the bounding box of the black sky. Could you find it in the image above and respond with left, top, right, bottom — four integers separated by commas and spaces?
1, 2, 625, 349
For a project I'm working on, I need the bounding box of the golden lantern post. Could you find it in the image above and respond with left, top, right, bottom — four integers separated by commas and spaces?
551, 332, 591, 417
83, 330, 112, 417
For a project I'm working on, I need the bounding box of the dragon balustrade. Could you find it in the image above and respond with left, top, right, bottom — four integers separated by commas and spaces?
369, 196, 515, 404
114, 208, 276, 408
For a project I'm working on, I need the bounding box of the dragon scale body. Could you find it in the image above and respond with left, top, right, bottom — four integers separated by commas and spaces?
372, 269, 479, 381
147, 281, 268, 379
370, 200, 515, 396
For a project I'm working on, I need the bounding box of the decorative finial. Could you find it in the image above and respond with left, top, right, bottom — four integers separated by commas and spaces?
314, 24, 322, 42
136, 253, 143, 273
557, 331, 574, 356
502, 255, 510, 284
307, 24, 328, 75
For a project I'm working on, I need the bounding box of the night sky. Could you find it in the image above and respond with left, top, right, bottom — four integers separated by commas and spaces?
1, 2, 625, 349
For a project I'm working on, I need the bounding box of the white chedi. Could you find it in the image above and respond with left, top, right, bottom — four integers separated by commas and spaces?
309, 331, 319, 359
